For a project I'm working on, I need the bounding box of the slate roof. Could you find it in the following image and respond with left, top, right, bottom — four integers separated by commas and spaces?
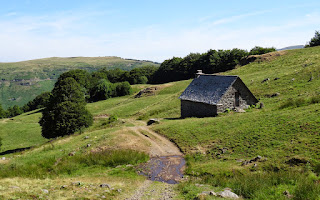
179, 74, 239, 105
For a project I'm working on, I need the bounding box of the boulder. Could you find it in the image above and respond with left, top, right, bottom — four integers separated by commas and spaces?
217, 189, 239, 199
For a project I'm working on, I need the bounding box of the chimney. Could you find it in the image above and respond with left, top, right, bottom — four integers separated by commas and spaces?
195, 70, 203, 78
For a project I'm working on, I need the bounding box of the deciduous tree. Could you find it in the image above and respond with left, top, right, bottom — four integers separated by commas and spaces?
39, 77, 93, 139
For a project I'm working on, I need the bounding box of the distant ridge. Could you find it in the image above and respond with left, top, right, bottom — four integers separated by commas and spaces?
276, 45, 304, 51
0, 56, 160, 108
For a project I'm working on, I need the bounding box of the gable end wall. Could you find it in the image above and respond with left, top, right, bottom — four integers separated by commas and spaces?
217, 78, 258, 113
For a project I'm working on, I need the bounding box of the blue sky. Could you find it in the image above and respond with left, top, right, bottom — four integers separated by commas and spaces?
0, 0, 319, 62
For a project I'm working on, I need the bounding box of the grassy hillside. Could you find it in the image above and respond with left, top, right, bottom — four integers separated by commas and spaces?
0, 46, 319, 199
0, 56, 159, 109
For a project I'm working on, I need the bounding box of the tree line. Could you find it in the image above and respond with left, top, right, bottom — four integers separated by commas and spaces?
0, 46, 276, 119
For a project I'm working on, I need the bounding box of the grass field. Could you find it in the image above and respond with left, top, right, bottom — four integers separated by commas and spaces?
0, 47, 319, 199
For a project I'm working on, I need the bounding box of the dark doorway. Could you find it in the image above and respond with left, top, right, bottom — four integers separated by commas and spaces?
235, 92, 240, 107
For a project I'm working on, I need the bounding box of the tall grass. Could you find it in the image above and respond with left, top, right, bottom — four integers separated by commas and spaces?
0, 149, 148, 178
179, 170, 320, 200
280, 95, 320, 109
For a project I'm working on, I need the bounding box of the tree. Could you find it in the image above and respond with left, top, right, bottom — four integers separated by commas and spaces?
6, 105, 23, 118
249, 46, 276, 55
22, 91, 51, 112
0, 104, 5, 119
128, 66, 158, 84
39, 77, 93, 139
89, 79, 114, 102
114, 81, 132, 96
306, 30, 320, 47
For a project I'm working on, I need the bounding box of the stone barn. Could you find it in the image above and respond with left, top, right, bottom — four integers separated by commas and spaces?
179, 73, 258, 118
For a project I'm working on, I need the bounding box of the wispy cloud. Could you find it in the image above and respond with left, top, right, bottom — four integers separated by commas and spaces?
210, 10, 271, 26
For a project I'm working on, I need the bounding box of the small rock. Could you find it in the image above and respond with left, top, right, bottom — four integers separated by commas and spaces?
259, 102, 264, 109
71, 181, 81, 186
84, 136, 90, 139
87, 144, 91, 147
101, 195, 106, 199
271, 93, 280, 97
217, 189, 239, 199
10, 186, 20, 190
68, 152, 76, 156
250, 155, 262, 162
209, 191, 217, 196
235, 108, 246, 113
100, 183, 111, 189
261, 78, 270, 83
42, 189, 49, 193
117, 188, 122, 193
291, 78, 295, 81
60, 185, 68, 189
1, 157, 5, 160
283, 190, 294, 198
253, 163, 258, 167
242, 160, 249, 166
126, 164, 133, 167
147, 118, 160, 126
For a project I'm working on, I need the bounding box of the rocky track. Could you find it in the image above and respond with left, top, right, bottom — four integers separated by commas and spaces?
125, 125, 185, 200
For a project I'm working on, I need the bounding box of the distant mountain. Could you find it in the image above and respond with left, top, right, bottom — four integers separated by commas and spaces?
0, 56, 160, 108
276, 45, 304, 51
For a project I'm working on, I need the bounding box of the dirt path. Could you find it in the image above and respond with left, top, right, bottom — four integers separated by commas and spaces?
128, 126, 183, 157
125, 180, 177, 200
124, 124, 185, 200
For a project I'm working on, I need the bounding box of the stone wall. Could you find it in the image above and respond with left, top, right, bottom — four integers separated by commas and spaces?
181, 100, 217, 118
217, 78, 258, 113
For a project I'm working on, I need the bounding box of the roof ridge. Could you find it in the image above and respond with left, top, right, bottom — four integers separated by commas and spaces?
199, 74, 238, 77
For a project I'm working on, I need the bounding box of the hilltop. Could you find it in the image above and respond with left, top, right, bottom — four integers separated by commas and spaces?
0, 46, 319, 199
0, 56, 159, 108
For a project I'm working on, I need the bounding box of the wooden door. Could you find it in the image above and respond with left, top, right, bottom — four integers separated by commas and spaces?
235, 92, 240, 107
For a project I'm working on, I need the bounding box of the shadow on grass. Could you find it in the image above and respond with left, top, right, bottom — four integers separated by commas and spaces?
164, 117, 183, 120
0, 146, 33, 155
